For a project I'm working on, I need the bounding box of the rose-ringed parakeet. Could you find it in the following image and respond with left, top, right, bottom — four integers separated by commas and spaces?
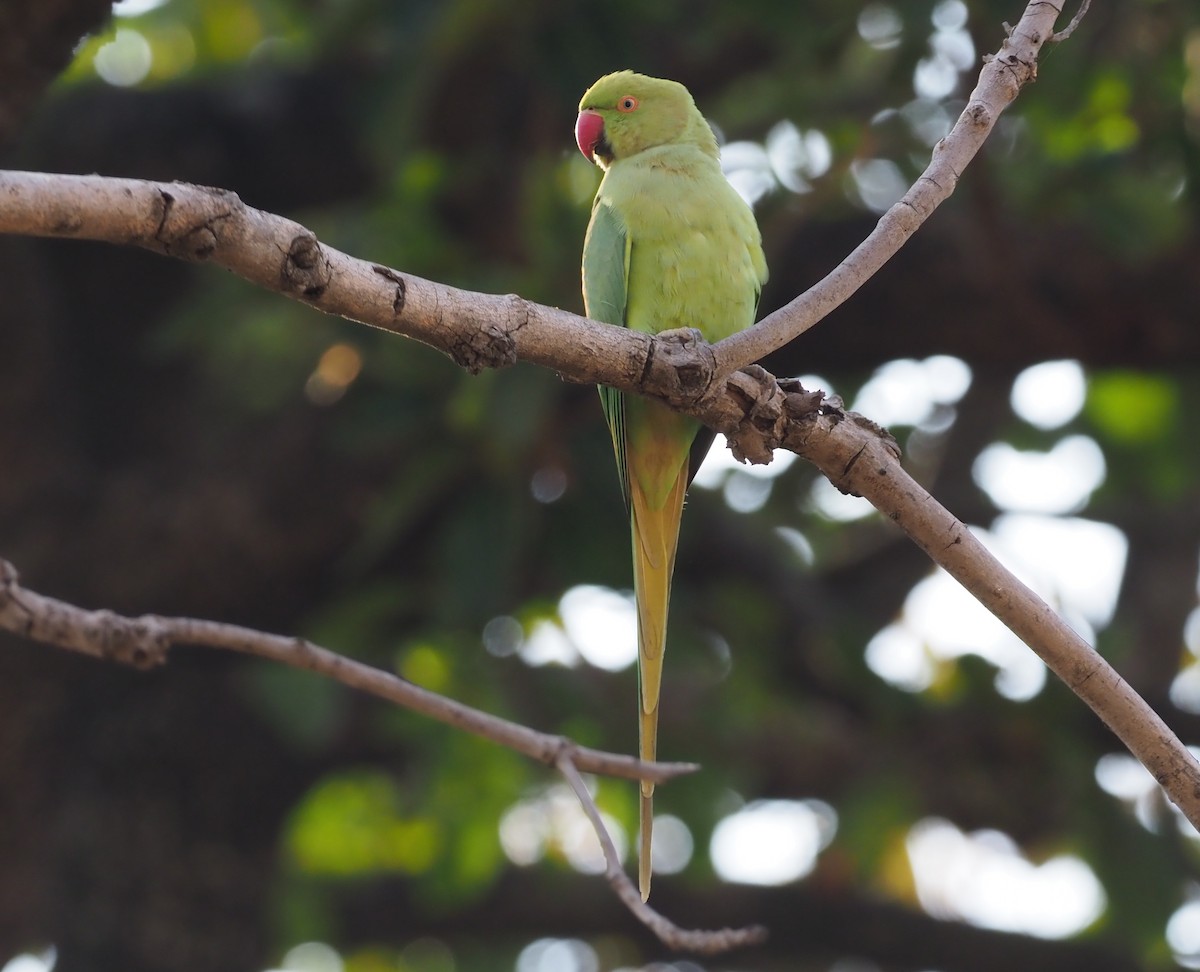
575, 70, 767, 899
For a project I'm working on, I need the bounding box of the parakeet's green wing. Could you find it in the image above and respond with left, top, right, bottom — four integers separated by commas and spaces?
582, 197, 633, 506
584, 197, 740, 494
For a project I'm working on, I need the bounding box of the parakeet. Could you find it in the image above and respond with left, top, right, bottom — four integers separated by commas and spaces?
575, 70, 767, 900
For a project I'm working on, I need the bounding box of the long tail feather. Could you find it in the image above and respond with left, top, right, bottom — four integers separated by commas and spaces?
639, 790, 654, 900
630, 462, 688, 901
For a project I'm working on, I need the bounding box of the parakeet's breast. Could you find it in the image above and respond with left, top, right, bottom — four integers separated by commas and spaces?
598, 145, 766, 342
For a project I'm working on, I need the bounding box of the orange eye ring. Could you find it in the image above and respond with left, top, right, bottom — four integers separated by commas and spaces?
616, 95, 639, 113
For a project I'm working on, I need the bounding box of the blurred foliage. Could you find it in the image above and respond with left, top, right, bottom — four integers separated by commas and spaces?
10, 0, 1200, 969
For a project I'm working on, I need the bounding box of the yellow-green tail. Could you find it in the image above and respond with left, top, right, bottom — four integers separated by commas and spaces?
629, 462, 688, 901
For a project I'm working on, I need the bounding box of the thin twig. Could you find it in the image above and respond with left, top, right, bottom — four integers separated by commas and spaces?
0, 559, 695, 786
556, 750, 767, 954
1051, 0, 1091, 42
707, 0, 1075, 377
0, 555, 756, 950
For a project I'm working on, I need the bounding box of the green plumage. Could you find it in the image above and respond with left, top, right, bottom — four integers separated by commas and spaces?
578, 70, 767, 899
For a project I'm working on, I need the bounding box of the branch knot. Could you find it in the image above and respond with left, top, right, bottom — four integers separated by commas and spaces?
284, 233, 333, 300
450, 319, 519, 374
722, 366, 786, 464
154, 184, 238, 260
644, 327, 717, 405
91, 612, 170, 670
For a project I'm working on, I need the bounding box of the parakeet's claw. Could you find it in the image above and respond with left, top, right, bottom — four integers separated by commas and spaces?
653, 325, 706, 347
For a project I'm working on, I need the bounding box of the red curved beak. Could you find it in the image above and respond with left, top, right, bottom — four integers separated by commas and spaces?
575, 109, 604, 163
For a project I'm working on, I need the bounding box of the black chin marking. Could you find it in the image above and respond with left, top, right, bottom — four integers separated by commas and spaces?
594, 131, 615, 165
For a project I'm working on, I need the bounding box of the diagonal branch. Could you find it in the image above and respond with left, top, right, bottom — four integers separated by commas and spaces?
0, 559, 695, 787
708, 0, 1073, 375
0, 557, 767, 949
1050, 0, 1091, 43
784, 396, 1200, 829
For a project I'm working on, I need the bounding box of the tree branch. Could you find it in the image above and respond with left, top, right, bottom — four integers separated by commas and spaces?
555, 752, 766, 953
707, 0, 1070, 375
782, 397, 1200, 829
0, 169, 649, 385
1050, 0, 1091, 43
0, 555, 771, 950
0, 559, 693, 787
0, 3, 1083, 444
9, 0, 1186, 945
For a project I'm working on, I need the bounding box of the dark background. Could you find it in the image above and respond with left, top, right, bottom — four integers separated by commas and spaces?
3, 1, 1200, 970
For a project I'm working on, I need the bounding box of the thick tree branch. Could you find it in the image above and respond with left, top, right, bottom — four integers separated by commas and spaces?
0, 170, 653, 386
0, 3, 1082, 431
781, 397, 1200, 829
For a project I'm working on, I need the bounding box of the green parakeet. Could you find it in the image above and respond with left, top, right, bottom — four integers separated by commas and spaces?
575, 70, 767, 899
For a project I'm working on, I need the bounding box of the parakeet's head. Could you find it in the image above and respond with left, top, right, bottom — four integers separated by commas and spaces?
575, 70, 718, 169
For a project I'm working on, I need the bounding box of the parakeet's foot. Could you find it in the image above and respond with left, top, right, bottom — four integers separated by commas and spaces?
653, 325, 706, 348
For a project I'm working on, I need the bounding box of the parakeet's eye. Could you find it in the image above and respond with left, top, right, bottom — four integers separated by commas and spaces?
617, 95, 639, 113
